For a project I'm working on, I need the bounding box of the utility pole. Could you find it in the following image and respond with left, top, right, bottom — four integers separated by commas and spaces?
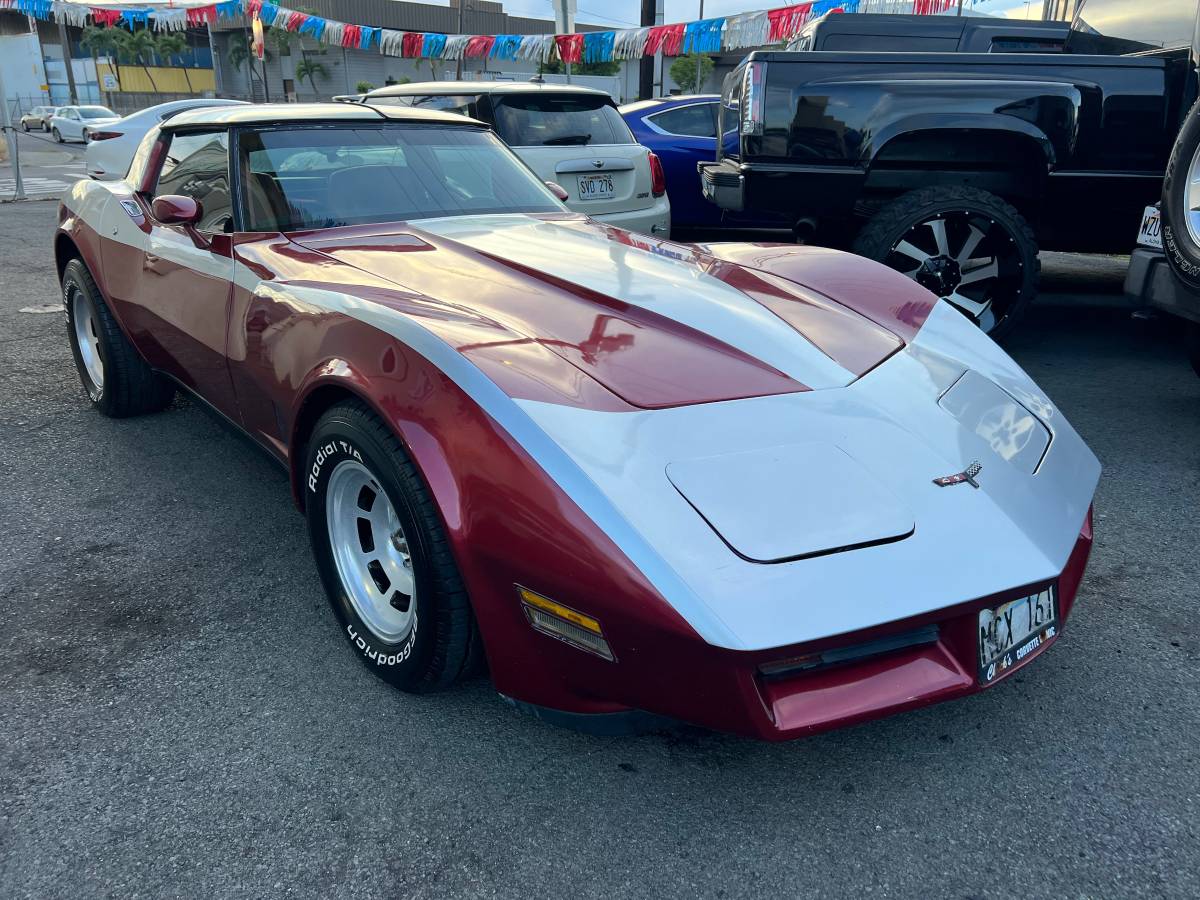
455, 0, 465, 80
58, 21, 79, 104
0, 61, 26, 200
694, 0, 705, 93
638, 0, 654, 99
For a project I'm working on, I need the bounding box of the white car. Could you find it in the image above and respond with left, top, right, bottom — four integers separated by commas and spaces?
85, 98, 248, 181
49, 106, 120, 144
365, 81, 670, 237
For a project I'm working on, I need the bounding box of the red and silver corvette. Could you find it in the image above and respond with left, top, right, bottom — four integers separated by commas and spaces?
54, 104, 1099, 740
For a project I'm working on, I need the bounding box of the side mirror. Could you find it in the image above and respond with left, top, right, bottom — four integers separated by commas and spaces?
151, 194, 202, 227
545, 181, 569, 202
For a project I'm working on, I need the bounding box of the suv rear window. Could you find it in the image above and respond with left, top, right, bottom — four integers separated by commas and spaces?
493, 95, 633, 147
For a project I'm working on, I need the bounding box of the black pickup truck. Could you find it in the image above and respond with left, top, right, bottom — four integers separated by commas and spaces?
700, 5, 1195, 337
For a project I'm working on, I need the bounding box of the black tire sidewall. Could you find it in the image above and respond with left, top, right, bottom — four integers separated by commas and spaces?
1162, 101, 1200, 291
53, 128, 62, 143
854, 187, 1039, 341
304, 411, 439, 689
62, 260, 109, 410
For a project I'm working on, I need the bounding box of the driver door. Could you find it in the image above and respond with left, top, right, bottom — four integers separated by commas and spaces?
125, 128, 240, 418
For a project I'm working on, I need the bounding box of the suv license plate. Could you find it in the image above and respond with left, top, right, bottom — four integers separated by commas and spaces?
978, 587, 1057, 685
1136, 206, 1162, 249
578, 174, 614, 201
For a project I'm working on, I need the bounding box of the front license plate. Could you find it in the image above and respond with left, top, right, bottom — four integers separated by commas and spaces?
978, 587, 1057, 685
1136, 205, 1162, 249
578, 173, 614, 201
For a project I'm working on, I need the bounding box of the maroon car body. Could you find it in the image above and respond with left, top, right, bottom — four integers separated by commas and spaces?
54, 104, 1099, 739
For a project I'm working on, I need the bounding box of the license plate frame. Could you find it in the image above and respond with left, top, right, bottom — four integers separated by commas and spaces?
1136, 205, 1162, 250
577, 173, 615, 201
978, 587, 1058, 685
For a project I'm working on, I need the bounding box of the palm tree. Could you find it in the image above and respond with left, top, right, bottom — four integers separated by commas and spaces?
122, 27, 161, 94
80, 25, 123, 91
227, 32, 269, 98
294, 57, 329, 97
154, 32, 193, 93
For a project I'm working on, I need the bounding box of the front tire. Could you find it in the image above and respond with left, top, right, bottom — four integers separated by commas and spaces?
853, 185, 1039, 340
52, 127, 62, 143
22, 121, 29, 132
62, 258, 175, 417
304, 400, 480, 692
1161, 100, 1200, 292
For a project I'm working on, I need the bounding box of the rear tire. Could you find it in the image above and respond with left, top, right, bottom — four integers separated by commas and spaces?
853, 185, 1039, 340
62, 258, 175, 417
304, 400, 482, 692
1161, 99, 1200, 292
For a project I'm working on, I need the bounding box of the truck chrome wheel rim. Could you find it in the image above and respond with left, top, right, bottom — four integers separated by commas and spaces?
71, 288, 104, 390
1185, 142, 1200, 249
886, 211, 1022, 334
326, 459, 415, 643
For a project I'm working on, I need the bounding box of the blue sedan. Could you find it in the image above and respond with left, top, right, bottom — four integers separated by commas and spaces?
620, 95, 789, 235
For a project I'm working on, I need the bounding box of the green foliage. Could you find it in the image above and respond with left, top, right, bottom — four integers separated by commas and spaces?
356, 81, 376, 93
154, 32, 187, 63
537, 58, 620, 77
384, 75, 412, 86
295, 58, 330, 94
80, 25, 123, 59
668, 53, 714, 92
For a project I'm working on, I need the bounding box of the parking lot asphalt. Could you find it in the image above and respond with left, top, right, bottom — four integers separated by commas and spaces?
1, 198, 1197, 899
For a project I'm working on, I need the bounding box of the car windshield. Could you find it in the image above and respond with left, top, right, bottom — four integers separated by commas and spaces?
79, 107, 116, 119
492, 95, 633, 147
239, 123, 563, 232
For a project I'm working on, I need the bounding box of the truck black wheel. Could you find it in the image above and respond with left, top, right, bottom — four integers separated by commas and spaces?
1161, 100, 1200, 292
304, 400, 483, 693
853, 186, 1039, 340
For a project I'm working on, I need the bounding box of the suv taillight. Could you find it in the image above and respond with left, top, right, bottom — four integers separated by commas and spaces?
648, 151, 666, 197
87, 130, 123, 141
741, 61, 766, 136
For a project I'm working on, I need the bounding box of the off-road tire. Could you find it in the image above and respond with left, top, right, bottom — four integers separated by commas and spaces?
1161, 99, 1200, 292
853, 185, 1040, 341
305, 400, 483, 692
62, 258, 176, 417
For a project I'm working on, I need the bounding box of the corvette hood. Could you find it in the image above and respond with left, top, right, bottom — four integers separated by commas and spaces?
291, 214, 906, 409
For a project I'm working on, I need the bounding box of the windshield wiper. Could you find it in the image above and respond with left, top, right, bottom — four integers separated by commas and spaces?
542, 134, 592, 146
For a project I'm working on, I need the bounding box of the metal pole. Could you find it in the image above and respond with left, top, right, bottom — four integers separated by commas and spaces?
0, 62, 26, 200
455, 0, 465, 80
693, 0, 705, 93
58, 21, 79, 104
957, 0, 964, 15
638, 0, 654, 99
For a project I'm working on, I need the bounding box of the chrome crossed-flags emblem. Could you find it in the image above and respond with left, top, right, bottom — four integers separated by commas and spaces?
932, 461, 983, 489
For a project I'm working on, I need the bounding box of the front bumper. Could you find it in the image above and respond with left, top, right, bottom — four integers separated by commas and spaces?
511, 511, 1094, 741
1125, 246, 1200, 325
589, 196, 671, 238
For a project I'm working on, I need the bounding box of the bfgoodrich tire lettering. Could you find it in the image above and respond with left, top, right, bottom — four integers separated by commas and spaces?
1161, 100, 1200, 292
304, 400, 481, 692
62, 258, 175, 417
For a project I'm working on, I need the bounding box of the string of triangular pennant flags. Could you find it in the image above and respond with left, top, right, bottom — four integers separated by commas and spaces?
0, 0, 974, 63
